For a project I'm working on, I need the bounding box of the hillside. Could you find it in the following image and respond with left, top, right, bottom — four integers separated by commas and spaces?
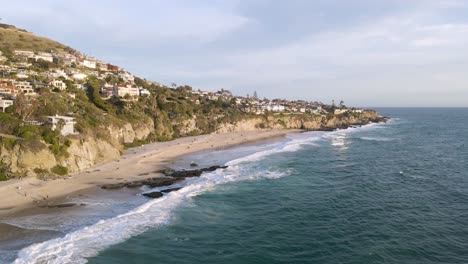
0, 24, 385, 180
0, 24, 71, 57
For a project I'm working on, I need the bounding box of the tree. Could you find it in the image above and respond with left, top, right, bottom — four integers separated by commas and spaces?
14, 94, 37, 120
86, 77, 109, 111
339, 100, 345, 108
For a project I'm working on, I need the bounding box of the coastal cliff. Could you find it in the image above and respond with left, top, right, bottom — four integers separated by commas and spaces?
0, 23, 387, 180
0, 110, 384, 178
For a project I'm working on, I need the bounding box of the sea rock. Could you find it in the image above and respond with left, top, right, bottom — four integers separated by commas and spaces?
166, 165, 228, 178
142, 177, 184, 188
142, 191, 163, 198
161, 187, 183, 193
101, 182, 127, 190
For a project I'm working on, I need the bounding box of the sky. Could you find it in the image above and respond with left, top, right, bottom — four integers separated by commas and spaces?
2, 0, 468, 106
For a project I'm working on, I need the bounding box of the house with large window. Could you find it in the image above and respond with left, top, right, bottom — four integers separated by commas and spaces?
47, 114, 77, 136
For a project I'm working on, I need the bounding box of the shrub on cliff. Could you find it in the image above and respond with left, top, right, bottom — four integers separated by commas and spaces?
86, 77, 109, 112
51, 165, 68, 176
14, 125, 41, 140
0, 161, 8, 181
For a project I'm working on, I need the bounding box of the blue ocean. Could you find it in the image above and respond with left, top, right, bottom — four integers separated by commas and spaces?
7, 108, 468, 263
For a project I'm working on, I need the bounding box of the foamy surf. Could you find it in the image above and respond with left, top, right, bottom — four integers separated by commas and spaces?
13, 123, 386, 264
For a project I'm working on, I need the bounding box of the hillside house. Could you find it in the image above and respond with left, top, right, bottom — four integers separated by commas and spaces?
50, 80, 67, 90
0, 85, 21, 97
139, 88, 151, 96
119, 71, 135, 82
14, 50, 34, 57
82, 59, 97, 69
47, 114, 77, 136
34, 52, 54, 62
113, 84, 139, 98
265, 104, 285, 112
13, 81, 35, 95
334, 109, 348, 115
0, 97, 13, 112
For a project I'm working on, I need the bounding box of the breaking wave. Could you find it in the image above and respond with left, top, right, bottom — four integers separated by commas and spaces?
13, 123, 385, 263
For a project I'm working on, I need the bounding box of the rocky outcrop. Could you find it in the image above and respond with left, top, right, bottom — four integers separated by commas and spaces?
0, 119, 155, 177
0, 142, 57, 175
63, 137, 121, 173
0, 110, 385, 179
215, 110, 385, 133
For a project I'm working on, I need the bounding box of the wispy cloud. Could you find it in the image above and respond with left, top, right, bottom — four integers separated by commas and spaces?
2, 0, 468, 106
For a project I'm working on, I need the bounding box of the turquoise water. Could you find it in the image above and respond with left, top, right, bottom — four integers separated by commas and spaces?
12, 108, 468, 263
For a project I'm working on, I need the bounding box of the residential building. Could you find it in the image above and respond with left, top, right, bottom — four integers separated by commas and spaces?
107, 64, 119, 72
82, 59, 96, 69
34, 52, 54, 62
0, 85, 21, 97
47, 114, 77, 136
334, 109, 348, 115
0, 97, 13, 112
72, 73, 87, 80
139, 88, 151, 96
13, 81, 35, 95
50, 80, 67, 90
14, 50, 34, 57
113, 84, 139, 98
119, 71, 134, 82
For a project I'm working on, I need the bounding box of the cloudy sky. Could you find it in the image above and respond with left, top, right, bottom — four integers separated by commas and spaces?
3, 0, 468, 106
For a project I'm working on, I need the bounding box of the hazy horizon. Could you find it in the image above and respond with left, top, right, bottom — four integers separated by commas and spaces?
2, 0, 468, 107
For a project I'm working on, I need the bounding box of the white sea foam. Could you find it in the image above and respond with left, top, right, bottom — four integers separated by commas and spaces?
360, 136, 394, 142
13, 136, 309, 263
13, 123, 384, 263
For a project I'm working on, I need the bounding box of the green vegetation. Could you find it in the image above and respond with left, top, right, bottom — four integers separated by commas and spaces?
0, 161, 8, 181
0, 25, 70, 54
86, 77, 110, 112
51, 165, 68, 176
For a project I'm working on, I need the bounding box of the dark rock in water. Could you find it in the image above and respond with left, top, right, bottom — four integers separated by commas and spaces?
161, 187, 183, 193
167, 165, 228, 178
101, 165, 228, 192
318, 127, 336, 131
156, 168, 175, 175
126, 181, 144, 188
142, 177, 185, 188
101, 182, 127, 190
142, 191, 163, 198
190, 162, 198, 167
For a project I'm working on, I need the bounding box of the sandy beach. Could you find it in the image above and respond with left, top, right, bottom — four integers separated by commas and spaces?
0, 129, 299, 217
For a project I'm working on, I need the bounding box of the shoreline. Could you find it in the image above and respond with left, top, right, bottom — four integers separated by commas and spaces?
0, 129, 301, 218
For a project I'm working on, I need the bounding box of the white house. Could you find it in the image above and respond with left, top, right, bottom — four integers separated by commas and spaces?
50, 80, 67, 90
72, 73, 87, 80
139, 88, 151, 96
119, 71, 135, 82
113, 84, 139, 98
334, 109, 348, 115
34, 52, 54, 62
14, 50, 35, 57
0, 97, 13, 112
47, 114, 77, 136
12, 81, 35, 95
266, 104, 285, 112
82, 59, 96, 69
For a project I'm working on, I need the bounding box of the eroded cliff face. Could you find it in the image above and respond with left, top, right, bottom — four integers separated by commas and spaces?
0, 120, 154, 177
215, 111, 384, 133
0, 111, 384, 178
